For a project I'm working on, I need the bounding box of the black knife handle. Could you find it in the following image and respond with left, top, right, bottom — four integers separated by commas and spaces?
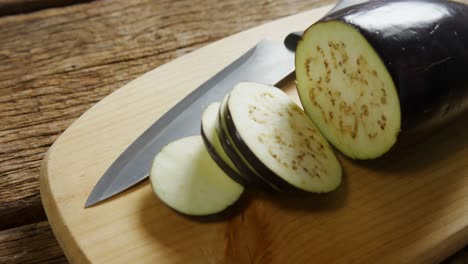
284, 32, 302, 52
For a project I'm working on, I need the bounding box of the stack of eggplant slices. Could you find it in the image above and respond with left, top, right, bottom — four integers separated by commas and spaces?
150, 0, 468, 216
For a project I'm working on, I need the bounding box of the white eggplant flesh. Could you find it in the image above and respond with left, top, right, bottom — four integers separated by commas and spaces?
150, 136, 244, 216
217, 94, 280, 191
201, 102, 246, 185
226, 82, 342, 193
296, 21, 401, 159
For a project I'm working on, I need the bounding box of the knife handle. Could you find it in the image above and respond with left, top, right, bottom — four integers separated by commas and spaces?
284, 32, 302, 51
328, 0, 370, 14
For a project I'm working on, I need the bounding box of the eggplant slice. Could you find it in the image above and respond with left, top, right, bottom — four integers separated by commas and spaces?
150, 136, 244, 216
201, 102, 246, 186
217, 95, 280, 191
226, 82, 342, 193
296, 0, 468, 159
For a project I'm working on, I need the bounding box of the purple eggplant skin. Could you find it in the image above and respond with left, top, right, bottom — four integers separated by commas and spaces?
200, 123, 248, 186
215, 108, 277, 192
319, 0, 468, 134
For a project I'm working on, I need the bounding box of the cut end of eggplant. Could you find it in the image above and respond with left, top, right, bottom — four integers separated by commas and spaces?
227, 82, 342, 193
296, 21, 401, 159
150, 136, 244, 216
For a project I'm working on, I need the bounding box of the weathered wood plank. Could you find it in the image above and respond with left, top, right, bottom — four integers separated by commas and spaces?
0, 221, 67, 264
0, 0, 92, 16
0, 0, 332, 230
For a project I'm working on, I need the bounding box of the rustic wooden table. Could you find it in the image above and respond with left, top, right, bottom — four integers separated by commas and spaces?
0, 0, 466, 263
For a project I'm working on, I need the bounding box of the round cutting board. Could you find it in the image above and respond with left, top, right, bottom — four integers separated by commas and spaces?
40, 4, 468, 263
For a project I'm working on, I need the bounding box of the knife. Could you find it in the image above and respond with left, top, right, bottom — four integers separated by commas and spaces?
85, 0, 368, 208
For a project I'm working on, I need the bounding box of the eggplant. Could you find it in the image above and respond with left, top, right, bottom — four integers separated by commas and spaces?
201, 102, 247, 186
223, 82, 342, 193
150, 136, 244, 216
295, 0, 468, 159
216, 94, 279, 191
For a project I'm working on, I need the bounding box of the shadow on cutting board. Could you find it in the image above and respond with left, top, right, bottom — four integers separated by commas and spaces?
253, 170, 349, 214
137, 178, 349, 262
355, 112, 468, 174
137, 188, 229, 262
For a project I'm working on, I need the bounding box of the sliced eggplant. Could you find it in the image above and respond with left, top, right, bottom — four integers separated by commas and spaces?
150, 136, 244, 216
216, 94, 280, 191
296, 0, 468, 159
201, 102, 246, 186
225, 82, 342, 193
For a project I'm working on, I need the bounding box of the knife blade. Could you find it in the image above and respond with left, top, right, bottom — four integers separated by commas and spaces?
85, 40, 296, 207
85, 0, 369, 208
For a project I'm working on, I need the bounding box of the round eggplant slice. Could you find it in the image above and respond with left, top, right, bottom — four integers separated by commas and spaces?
217, 95, 280, 191
201, 102, 246, 186
296, 0, 468, 159
150, 136, 244, 216
226, 82, 342, 193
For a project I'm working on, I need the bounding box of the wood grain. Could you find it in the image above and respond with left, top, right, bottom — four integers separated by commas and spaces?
0, 0, 92, 16
0, 221, 67, 264
0, 0, 333, 231
40, 4, 468, 263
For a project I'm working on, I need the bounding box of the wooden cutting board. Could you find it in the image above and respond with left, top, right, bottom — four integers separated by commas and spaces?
40, 4, 468, 263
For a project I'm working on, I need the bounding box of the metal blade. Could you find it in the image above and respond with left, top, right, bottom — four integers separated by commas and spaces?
85, 39, 295, 207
